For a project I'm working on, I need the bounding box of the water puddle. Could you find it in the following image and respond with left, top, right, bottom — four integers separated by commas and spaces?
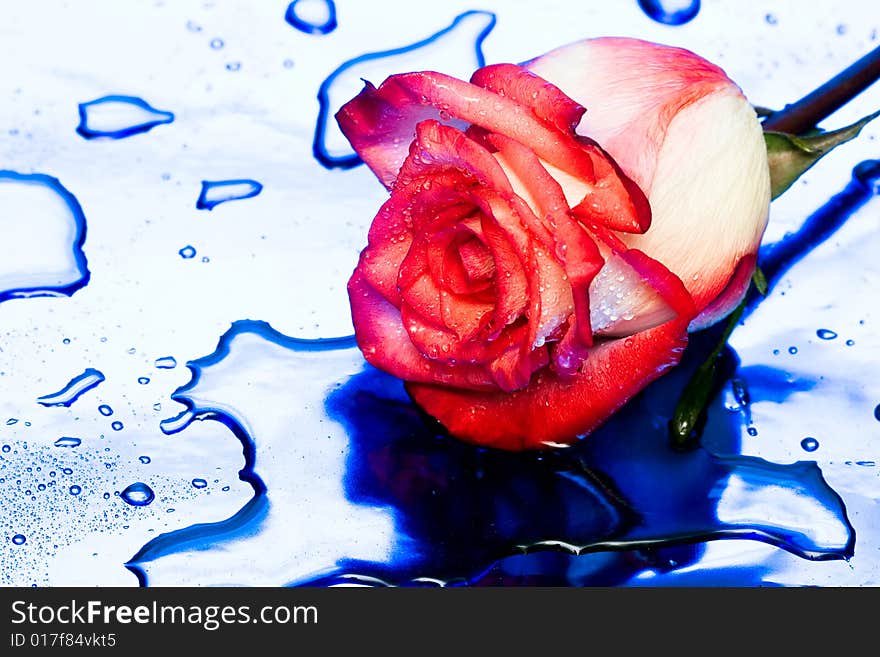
76, 95, 174, 139
196, 179, 263, 211
127, 321, 853, 586
0, 171, 89, 303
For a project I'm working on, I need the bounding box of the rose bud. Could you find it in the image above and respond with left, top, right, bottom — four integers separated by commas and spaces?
338, 37, 771, 450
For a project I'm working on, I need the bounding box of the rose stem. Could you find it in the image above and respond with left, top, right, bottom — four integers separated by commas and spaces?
762, 43, 880, 133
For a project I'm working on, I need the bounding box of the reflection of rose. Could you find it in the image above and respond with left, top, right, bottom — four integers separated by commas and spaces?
338, 37, 770, 450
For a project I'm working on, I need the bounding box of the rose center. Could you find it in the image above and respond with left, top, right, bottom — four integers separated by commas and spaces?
440, 230, 496, 298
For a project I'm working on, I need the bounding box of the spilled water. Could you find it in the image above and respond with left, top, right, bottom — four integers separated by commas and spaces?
2, 0, 879, 588
124, 319, 854, 586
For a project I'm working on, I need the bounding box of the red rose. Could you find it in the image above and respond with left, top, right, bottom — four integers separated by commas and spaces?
338, 37, 770, 450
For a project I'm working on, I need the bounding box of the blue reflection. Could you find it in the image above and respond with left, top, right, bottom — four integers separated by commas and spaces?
76, 95, 174, 139
0, 171, 90, 303
285, 0, 337, 35
125, 318, 853, 587
313, 10, 496, 169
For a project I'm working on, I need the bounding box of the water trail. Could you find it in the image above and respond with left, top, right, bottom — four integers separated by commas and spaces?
313, 10, 496, 168
36, 368, 105, 407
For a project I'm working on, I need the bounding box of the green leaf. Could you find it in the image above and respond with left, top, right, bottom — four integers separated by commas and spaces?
765, 110, 880, 199
669, 301, 746, 450
752, 266, 768, 296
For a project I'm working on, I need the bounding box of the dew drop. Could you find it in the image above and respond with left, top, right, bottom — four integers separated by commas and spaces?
801, 437, 819, 452
69, 484, 82, 496
225, 61, 241, 72
111, 421, 123, 431
845, 339, 855, 346
5, 418, 17, 425
120, 482, 155, 507
637, 0, 701, 25
12, 534, 26, 546
53, 437, 81, 448
874, 404, 880, 422
765, 13, 778, 24
179, 245, 196, 259
191, 478, 208, 489
747, 426, 758, 437
98, 404, 113, 416
139, 455, 151, 464
209, 38, 224, 49
816, 329, 838, 340
788, 346, 798, 354
2, 445, 10, 453
138, 377, 150, 385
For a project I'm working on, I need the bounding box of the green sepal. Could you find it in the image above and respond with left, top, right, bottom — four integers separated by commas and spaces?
752, 266, 768, 296
765, 110, 880, 199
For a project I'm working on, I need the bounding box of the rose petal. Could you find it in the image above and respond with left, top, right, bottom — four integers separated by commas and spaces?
469, 63, 585, 134
526, 37, 770, 316
587, 224, 694, 337
406, 317, 690, 450
337, 70, 649, 234
348, 268, 498, 390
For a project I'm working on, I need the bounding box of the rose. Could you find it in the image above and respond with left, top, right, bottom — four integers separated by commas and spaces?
338, 37, 770, 450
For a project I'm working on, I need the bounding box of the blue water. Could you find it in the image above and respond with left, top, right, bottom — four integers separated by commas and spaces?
313, 10, 496, 168
76, 96, 174, 139
36, 368, 105, 407
196, 179, 263, 211
637, 0, 701, 26
285, 0, 337, 36
0, 171, 89, 303
124, 320, 853, 586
